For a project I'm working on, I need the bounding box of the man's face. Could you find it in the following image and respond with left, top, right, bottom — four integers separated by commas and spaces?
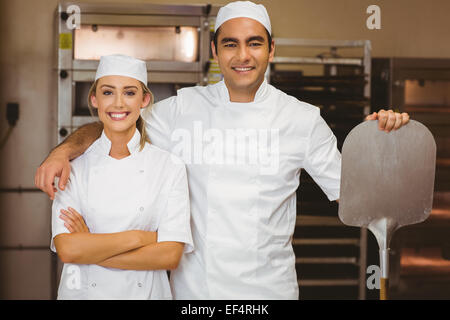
212, 17, 274, 97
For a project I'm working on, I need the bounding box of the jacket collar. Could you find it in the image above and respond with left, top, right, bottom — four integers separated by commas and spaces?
96, 129, 141, 156
219, 78, 269, 104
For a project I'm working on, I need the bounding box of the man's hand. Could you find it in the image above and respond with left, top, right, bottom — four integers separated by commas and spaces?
365, 109, 410, 132
35, 122, 103, 200
35, 149, 71, 200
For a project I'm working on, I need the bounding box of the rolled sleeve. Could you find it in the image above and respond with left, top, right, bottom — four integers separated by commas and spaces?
141, 96, 178, 151
302, 110, 342, 201
157, 161, 194, 254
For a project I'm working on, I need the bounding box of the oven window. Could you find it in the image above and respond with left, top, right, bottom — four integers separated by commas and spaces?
74, 25, 199, 62
404, 79, 450, 112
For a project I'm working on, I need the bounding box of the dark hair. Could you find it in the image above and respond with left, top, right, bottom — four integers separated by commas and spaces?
213, 26, 273, 55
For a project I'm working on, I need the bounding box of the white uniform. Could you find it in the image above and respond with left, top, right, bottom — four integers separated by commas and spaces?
143, 79, 341, 299
51, 129, 194, 300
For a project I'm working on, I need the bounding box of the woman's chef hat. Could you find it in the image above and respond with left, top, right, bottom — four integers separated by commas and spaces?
214, 1, 271, 34
95, 54, 147, 84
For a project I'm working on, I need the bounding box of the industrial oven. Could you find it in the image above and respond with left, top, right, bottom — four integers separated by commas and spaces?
55, 1, 220, 144
270, 49, 450, 299
372, 58, 450, 298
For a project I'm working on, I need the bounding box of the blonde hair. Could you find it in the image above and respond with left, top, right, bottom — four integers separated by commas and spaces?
87, 79, 154, 151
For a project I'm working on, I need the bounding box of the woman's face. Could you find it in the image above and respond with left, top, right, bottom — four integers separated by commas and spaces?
90, 75, 150, 135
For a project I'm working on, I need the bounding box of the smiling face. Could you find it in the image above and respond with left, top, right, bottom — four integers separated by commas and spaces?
211, 17, 275, 102
90, 75, 150, 138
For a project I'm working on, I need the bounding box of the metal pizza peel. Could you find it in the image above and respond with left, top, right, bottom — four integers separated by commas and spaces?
338, 120, 436, 300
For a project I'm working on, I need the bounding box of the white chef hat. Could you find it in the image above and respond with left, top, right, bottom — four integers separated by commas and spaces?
95, 54, 147, 85
214, 1, 271, 34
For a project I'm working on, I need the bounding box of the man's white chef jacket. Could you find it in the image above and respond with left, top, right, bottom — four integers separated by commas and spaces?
143, 79, 341, 299
51, 129, 194, 299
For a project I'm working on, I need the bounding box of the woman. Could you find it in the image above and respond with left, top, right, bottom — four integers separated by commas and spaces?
51, 54, 193, 299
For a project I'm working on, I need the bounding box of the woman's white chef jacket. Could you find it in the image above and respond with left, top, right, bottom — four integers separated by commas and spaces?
50, 129, 194, 300
142, 79, 341, 299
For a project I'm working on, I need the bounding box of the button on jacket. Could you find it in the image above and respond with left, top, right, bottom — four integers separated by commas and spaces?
51, 129, 194, 300
143, 79, 341, 299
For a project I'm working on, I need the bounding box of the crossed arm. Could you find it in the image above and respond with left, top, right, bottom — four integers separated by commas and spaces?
54, 207, 184, 270
37, 121, 104, 200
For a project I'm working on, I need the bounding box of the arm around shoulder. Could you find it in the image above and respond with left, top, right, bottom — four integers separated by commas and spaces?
57, 121, 103, 160
35, 121, 103, 200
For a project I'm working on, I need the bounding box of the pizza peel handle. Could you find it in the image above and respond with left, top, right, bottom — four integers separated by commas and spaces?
338, 120, 436, 300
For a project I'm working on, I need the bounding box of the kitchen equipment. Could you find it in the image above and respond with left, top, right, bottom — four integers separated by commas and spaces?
339, 120, 436, 299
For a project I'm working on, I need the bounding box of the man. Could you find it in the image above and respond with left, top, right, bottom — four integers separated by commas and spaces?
36, 1, 409, 299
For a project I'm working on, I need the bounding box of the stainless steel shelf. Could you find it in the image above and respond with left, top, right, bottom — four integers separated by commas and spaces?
299, 279, 359, 286
292, 238, 360, 246
296, 215, 347, 227
272, 56, 362, 66
296, 257, 358, 265
274, 38, 370, 48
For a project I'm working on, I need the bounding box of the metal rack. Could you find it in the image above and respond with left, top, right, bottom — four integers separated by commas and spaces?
270, 38, 372, 299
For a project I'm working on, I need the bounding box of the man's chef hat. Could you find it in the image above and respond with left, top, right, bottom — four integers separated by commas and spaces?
214, 1, 271, 34
95, 54, 147, 85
